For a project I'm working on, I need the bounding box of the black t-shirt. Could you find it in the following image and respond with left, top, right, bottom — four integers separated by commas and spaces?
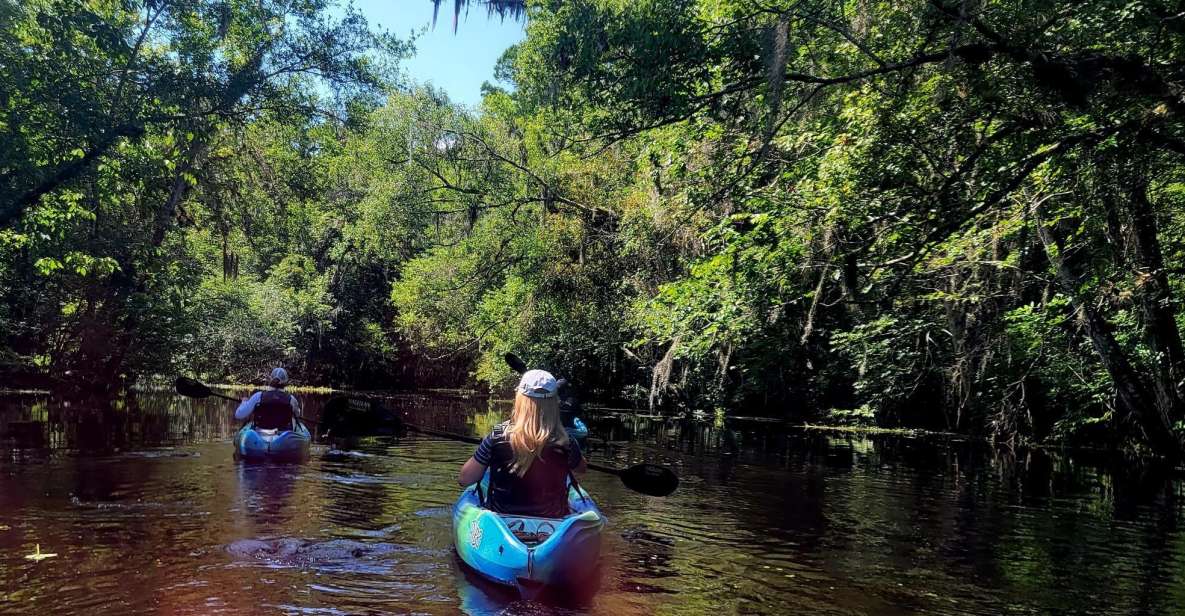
473, 421, 584, 468
472, 421, 583, 517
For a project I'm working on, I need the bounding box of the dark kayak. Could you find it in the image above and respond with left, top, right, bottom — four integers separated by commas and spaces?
318, 395, 404, 438
452, 476, 605, 598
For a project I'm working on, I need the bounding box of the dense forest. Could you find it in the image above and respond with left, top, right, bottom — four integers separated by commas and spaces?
3, 0, 1185, 454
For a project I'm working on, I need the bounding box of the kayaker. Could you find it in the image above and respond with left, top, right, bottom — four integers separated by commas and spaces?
459, 369, 588, 517
235, 367, 302, 430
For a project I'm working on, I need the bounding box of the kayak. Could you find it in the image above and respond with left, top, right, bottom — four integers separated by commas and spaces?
563, 415, 589, 451
452, 476, 605, 598
235, 422, 311, 462
567, 417, 589, 441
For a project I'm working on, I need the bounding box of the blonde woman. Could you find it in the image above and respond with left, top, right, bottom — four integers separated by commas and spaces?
459, 369, 588, 517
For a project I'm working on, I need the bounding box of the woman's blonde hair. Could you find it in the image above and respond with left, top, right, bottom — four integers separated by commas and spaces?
505, 392, 568, 476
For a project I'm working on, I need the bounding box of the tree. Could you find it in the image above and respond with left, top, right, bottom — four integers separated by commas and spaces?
430, 0, 527, 33
406, 0, 1185, 454
0, 0, 405, 390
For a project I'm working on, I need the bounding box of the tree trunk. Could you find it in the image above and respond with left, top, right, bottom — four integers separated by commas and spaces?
1126, 181, 1185, 434
1033, 203, 1182, 456
153, 141, 209, 247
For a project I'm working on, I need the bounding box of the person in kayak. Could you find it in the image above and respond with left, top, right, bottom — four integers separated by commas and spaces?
235, 367, 302, 430
459, 369, 588, 517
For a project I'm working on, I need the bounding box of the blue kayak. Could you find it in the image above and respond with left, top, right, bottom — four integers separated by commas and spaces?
567, 417, 588, 440
452, 476, 605, 598
565, 416, 589, 452
235, 422, 311, 462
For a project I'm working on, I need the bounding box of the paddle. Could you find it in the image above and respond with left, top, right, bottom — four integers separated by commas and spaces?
588, 461, 680, 498
504, 352, 529, 374
175, 376, 241, 402
180, 376, 680, 496
405, 423, 680, 497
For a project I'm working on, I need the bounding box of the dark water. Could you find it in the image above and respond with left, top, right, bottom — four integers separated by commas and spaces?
2, 391, 1185, 615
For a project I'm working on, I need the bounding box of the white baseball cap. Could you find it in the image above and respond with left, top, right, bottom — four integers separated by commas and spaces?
516, 369, 558, 398
270, 367, 289, 385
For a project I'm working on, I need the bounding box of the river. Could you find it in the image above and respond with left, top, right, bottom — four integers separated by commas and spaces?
1, 390, 1183, 615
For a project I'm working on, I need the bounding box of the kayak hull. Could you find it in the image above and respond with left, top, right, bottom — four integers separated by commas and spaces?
235, 423, 311, 462
452, 477, 604, 598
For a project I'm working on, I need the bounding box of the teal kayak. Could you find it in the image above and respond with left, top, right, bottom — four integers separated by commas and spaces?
452, 476, 605, 598
235, 422, 311, 462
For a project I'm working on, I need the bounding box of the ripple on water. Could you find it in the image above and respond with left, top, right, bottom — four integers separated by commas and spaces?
317, 471, 394, 485
323, 449, 381, 459
335, 523, 403, 539
227, 537, 396, 563
118, 449, 201, 459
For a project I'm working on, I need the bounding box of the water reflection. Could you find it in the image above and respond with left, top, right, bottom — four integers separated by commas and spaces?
320, 445, 393, 532
2, 391, 1185, 614
236, 463, 302, 528
0, 391, 238, 454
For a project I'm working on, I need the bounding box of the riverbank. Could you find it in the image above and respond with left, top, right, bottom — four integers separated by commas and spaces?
0, 389, 50, 396
796, 423, 965, 438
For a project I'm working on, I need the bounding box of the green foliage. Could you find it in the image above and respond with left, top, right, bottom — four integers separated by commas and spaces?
999, 299, 1114, 441
832, 316, 937, 422
386, 0, 1185, 453
6, 0, 1185, 454
823, 405, 877, 427
0, 0, 405, 390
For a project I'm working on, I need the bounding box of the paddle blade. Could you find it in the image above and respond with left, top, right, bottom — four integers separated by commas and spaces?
618, 463, 679, 497
504, 352, 528, 374
175, 376, 213, 398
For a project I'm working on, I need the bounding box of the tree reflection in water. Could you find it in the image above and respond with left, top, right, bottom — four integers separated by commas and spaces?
3, 391, 1185, 614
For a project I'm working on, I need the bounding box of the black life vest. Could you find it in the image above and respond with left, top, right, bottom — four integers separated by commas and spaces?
253, 389, 295, 430
485, 423, 572, 518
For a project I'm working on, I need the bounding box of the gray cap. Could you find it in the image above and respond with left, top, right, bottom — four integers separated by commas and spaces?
270, 367, 289, 386
516, 369, 558, 398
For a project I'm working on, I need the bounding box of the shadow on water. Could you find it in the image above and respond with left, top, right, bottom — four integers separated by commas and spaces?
4, 390, 1185, 615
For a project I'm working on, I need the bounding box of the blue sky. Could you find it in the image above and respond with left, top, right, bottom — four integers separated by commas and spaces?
349, 1, 527, 108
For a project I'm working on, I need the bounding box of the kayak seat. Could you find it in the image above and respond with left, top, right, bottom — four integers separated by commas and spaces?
251, 422, 297, 439
502, 516, 558, 546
